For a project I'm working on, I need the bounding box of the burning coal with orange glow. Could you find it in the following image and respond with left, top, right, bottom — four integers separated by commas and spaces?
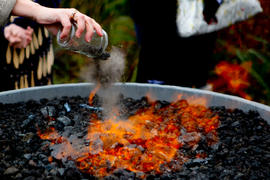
37, 88, 220, 178
208, 61, 252, 100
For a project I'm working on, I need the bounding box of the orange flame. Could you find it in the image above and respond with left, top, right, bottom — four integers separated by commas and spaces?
88, 83, 101, 105
74, 98, 219, 177
37, 127, 62, 145
37, 93, 219, 178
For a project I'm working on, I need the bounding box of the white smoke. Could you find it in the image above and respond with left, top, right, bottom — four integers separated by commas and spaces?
79, 46, 126, 118
80, 46, 125, 87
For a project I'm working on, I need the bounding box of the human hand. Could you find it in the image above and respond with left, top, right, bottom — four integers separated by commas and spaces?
12, 0, 103, 43
35, 7, 103, 43
4, 24, 33, 48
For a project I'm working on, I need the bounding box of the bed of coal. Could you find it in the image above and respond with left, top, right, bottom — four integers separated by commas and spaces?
0, 95, 270, 180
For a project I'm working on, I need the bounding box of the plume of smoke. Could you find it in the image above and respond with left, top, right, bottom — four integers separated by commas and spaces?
80, 46, 126, 118
80, 46, 125, 87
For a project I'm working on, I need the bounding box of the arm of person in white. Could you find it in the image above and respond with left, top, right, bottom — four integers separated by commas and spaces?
11, 0, 103, 42
1, 0, 103, 42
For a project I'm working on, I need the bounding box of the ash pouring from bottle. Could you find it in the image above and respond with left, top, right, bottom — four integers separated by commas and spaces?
80, 46, 126, 117
88, 46, 125, 87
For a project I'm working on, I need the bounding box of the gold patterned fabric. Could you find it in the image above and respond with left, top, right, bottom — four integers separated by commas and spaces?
0, 17, 54, 91
0, 0, 59, 91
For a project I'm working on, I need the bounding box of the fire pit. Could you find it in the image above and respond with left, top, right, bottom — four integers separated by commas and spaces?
0, 83, 270, 179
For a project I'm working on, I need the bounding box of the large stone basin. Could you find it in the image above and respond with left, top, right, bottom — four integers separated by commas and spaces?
0, 83, 269, 123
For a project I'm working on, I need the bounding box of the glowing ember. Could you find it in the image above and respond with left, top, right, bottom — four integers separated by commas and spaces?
37, 92, 219, 178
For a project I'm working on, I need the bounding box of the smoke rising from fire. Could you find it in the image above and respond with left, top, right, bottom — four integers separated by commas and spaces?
80, 46, 126, 117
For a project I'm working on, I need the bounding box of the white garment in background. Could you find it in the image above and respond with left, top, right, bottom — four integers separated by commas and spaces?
176, 0, 263, 37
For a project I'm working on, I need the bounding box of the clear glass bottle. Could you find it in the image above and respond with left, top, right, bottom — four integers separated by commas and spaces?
57, 23, 108, 59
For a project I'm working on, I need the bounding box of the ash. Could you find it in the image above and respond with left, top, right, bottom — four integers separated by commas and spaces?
80, 46, 125, 88
80, 46, 126, 119
1, 96, 270, 179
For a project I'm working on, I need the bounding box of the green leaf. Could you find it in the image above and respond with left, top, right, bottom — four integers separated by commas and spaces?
247, 49, 270, 65
236, 49, 270, 97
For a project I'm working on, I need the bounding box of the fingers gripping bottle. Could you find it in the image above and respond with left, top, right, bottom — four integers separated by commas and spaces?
57, 23, 110, 60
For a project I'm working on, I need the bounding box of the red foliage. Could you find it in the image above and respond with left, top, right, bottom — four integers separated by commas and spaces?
208, 61, 252, 100
216, 0, 270, 50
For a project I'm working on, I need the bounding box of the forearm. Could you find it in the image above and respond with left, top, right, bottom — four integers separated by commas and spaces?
11, 0, 60, 29
12, 0, 44, 21
8, 0, 102, 41
12, 0, 59, 25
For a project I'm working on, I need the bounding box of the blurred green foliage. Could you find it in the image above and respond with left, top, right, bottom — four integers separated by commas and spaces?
53, 0, 139, 84
212, 1, 270, 105
213, 36, 270, 105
